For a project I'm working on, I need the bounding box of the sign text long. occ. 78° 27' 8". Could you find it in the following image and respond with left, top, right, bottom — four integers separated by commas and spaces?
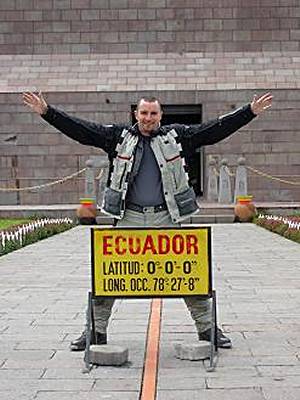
91, 227, 212, 297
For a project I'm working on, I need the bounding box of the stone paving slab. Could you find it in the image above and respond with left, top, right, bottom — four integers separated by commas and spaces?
0, 392, 36, 400
157, 388, 265, 400
206, 375, 300, 389
262, 387, 300, 400
0, 224, 299, 399
0, 378, 94, 392
92, 378, 141, 391
217, 354, 299, 368
34, 392, 139, 400
0, 369, 44, 379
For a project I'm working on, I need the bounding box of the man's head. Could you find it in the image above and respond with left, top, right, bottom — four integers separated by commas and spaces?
134, 97, 162, 136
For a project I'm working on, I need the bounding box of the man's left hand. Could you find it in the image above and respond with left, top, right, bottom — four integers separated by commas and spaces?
250, 92, 273, 115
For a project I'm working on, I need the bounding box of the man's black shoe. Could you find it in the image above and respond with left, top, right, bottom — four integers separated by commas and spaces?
198, 328, 232, 349
70, 331, 107, 351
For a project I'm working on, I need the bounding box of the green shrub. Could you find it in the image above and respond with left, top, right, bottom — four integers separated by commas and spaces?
283, 228, 300, 243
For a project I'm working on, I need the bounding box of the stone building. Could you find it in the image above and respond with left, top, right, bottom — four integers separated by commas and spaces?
0, 0, 299, 205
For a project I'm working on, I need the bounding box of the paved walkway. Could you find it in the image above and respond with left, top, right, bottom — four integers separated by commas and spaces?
0, 224, 299, 400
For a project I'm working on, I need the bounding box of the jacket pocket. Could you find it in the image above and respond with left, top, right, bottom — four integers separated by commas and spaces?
103, 187, 122, 216
174, 187, 198, 216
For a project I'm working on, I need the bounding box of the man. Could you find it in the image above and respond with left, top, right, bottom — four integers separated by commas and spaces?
23, 91, 272, 351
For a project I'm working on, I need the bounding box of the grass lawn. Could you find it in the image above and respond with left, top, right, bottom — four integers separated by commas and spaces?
0, 219, 31, 230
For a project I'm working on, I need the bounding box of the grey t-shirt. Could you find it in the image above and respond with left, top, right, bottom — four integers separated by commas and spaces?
126, 136, 165, 206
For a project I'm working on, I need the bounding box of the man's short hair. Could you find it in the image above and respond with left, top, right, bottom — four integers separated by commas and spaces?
136, 97, 162, 111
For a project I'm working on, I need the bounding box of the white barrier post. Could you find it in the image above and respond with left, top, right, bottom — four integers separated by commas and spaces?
85, 159, 96, 200
207, 158, 218, 202
218, 159, 232, 204
234, 157, 248, 203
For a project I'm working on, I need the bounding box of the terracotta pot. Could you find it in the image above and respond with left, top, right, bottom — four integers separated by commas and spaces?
234, 196, 256, 222
76, 198, 97, 225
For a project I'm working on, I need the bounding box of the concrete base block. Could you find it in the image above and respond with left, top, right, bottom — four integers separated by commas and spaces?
96, 215, 114, 225
174, 341, 210, 361
89, 345, 128, 366
216, 214, 235, 223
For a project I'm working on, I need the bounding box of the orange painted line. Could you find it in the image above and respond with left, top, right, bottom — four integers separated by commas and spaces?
140, 298, 162, 400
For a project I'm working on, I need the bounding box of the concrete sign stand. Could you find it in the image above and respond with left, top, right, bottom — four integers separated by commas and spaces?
174, 290, 218, 371
83, 290, 218, 373
83, 226, 219, 373
82, 292, 93, 373
205, 290, 218, 372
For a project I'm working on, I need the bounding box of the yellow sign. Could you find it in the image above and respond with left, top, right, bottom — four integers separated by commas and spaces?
91, 227, 211, 297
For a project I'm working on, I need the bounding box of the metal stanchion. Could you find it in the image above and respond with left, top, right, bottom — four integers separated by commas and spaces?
82, 291, 93, 373
205, 290, 218, 372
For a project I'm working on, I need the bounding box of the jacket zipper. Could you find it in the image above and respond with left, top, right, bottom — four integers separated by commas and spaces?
119, 165, 127, 189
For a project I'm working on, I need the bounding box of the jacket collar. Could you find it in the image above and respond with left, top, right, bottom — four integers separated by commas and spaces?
129, 122, 164, 137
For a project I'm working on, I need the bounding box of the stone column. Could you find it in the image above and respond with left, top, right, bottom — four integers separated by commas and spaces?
207, 158, 218, 202
95, 159, 109, 207
85, 159, 96, 200
86, 155, 109, 206
234, 157, 248, 202
218, 159, 232, 204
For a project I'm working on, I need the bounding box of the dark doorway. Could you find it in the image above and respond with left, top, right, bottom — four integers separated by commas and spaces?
131, 104, 204, 196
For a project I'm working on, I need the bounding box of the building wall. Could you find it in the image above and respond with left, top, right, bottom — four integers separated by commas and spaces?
0, 1, 299, 204
0, 0, 299, 54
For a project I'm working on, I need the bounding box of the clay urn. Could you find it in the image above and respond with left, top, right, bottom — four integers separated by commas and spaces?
234, 195, 257, 222
76, 198, 97, 225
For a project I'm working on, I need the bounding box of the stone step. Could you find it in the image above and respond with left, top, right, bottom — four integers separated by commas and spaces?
191, 214, 235, 224
95, 213, 235, 225
198, 203, 235, 216
0, 202, 298, 219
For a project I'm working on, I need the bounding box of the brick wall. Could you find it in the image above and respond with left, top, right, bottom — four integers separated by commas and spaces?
0, 2, 299, 204
0, 52, 298, 93
202, 90, 300, 202
0, 0, 299, 54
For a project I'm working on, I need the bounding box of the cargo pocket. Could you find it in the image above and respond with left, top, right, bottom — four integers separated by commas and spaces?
103, 187, 122, 216
174, 187, 198, 216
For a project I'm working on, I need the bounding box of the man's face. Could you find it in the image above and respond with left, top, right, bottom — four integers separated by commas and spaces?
135, 99, 162, 136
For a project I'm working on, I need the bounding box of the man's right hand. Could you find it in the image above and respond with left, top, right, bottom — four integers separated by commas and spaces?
22, 91, 48, 115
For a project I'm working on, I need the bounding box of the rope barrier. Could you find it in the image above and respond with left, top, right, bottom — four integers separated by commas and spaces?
95, 169, 104, 180
224, 166, 235, 177
0, 167, 87, 193
1, 161, 298, 198
246, 166, 300, 186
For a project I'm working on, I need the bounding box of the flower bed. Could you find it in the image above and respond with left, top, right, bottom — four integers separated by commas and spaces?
0, 217, 75, 256
255, 214, 300, 244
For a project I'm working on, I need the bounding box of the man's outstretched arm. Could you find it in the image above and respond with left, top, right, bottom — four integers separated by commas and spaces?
23, 91, 48, 115
22, 91, 122, 152
250, 92, 273, 115
179, 92, 273, 148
